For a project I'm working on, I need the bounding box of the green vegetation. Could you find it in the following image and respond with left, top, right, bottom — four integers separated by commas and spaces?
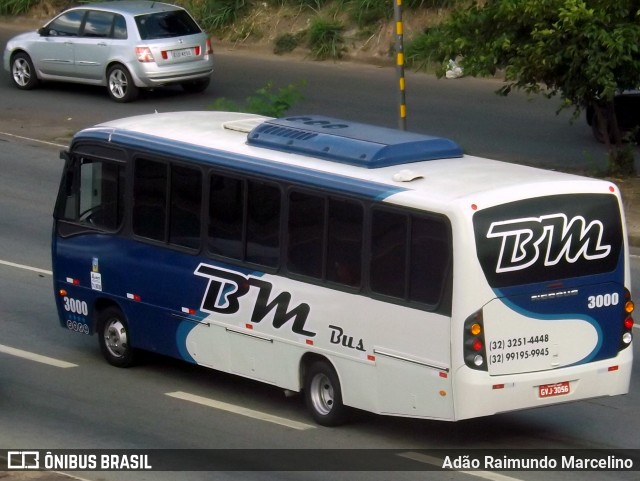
0, 0, 38, 15
209, 81, 306, 117
183, 0, 249, 30
407, 0, 640, 177
307, 17, 346, 60
273, 31, 307, 54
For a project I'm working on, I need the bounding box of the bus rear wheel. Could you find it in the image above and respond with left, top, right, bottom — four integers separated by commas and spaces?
304, 361, 349, 426
97, 307, 135, 367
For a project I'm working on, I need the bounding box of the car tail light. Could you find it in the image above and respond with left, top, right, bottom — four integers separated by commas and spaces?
464, 309, 487, 371
206, 38, 213, 55
136, 47, 154, 63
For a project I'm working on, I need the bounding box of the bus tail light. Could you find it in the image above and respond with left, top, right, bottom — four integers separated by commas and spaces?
464, 309, 487, 371
621, 288, 634, 349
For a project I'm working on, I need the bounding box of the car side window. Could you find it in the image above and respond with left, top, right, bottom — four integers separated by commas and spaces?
47, 10, 84, 37
82, 11, 115, 38
113, 14, 127, 39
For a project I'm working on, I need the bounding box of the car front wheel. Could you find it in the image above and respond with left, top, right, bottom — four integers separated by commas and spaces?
107, 64, 139, 102
11, 52, 39, 90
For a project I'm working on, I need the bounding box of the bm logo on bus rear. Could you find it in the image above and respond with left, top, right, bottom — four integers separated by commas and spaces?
473, 194, 622, 288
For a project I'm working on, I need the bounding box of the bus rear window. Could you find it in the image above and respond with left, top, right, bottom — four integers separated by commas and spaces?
473, 194, 622, 288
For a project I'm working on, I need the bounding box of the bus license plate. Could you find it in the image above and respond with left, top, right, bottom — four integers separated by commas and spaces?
171, 48, 193, 58
539, 381, 570, 398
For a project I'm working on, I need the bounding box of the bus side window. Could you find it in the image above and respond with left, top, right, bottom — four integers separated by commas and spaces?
287, 191, 324, 278
169, 164, 202, 249
133, 158, 167, 241
370, 208, 451, 306
326, 198, 363, 287
62, 158, 124, 230
370, 209, 407, 299
208, 174, 281, 267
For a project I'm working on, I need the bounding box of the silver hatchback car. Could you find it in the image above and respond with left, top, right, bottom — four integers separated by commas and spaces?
3, 1, 214, 102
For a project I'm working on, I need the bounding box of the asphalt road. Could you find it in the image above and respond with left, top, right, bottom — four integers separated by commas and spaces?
1, 22, 640, 481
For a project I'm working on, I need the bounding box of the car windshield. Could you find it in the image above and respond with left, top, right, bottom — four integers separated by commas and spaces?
135, 10, 201, 39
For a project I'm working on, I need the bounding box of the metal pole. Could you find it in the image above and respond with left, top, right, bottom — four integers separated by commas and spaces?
394, 0, 407, 130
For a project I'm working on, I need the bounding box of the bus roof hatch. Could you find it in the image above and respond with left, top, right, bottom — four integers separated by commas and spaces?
247, 115, 463, 168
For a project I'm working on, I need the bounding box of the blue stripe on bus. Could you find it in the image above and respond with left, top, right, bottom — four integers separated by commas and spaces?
74, 129, 408, 201
493, 252, 626, 365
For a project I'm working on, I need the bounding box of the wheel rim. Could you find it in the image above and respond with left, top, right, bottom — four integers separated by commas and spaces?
108, 69, 127, 99
12, 58, 31, 87
103, 318, 128, 359
309, 373, 334, 416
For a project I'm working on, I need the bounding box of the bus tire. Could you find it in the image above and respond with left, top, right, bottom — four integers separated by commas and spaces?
304, 361, 349, 426
97, 306, 135, 368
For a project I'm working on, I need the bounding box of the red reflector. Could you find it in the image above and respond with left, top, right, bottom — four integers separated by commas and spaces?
305, 339, 314, 346
493, 384, 505, 390
624, 317, 634, 329
367, 354, 375, 361
439, 372, 448, 379
472, 339, 483, 351
608, 365, 619, 372
245, 323, 253, 330
73, 279, 80, 285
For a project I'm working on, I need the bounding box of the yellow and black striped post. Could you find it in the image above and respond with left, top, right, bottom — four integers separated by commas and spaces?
394, 0, 407, 130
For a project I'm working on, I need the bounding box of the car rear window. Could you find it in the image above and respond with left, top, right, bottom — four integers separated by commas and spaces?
135, 10, 201, 40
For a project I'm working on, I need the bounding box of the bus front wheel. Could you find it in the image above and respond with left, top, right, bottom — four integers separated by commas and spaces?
97, 307, 135, 368
304, 361, 349, 426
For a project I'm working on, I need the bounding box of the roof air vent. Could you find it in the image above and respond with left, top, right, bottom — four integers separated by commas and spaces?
247, 115, 462, 168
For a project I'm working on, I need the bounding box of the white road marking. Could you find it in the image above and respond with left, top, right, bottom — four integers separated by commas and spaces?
0, 344, 77, 368
0, 259, 52, 275
0, 130, 66, 148
398, 451, 525, 481
166, 391, 315, 431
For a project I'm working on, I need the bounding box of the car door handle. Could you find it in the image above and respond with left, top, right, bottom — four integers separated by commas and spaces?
97, 42, 107, 47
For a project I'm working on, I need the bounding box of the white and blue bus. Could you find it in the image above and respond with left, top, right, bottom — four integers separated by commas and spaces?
52, 111, 634, 425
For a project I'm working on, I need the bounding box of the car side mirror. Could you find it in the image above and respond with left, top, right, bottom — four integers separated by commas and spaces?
37, 27, 48, 36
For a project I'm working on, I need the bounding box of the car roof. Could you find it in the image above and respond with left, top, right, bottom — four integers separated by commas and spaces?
68, 1, 182, 16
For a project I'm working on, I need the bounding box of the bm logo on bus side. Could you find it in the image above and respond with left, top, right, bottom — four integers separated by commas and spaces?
195, 264, 316, 337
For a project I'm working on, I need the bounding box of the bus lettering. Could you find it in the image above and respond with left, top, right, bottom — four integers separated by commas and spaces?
329, 325, 365, 352
486, 213, 611, 273
195, 263, 316, 337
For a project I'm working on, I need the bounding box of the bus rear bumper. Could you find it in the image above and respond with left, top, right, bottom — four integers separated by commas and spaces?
452, 349, 633, 421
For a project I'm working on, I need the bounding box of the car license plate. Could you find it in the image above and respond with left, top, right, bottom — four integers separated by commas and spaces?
171, 48, 193, 58
539, 381, 570, 398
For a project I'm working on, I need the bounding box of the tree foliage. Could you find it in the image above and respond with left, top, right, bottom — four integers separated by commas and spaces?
410, 0, 640, 176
